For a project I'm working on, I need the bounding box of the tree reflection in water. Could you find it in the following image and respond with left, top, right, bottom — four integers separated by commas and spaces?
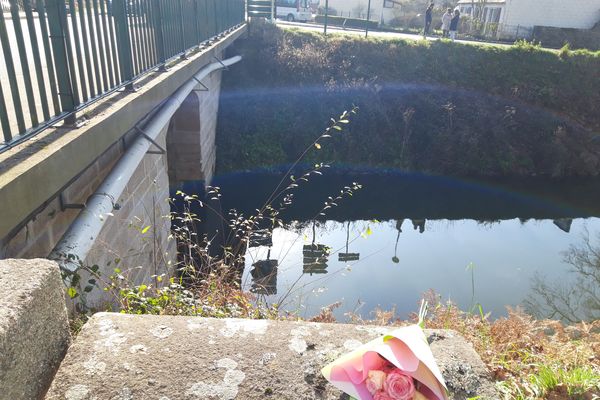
525, 230, 600, 323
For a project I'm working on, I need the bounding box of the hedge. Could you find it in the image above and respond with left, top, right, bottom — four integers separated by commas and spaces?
216, 25, 600, 178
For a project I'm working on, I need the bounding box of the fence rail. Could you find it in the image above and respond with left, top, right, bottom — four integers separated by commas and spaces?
0, 0, 245, 149
458, 20, 533, 42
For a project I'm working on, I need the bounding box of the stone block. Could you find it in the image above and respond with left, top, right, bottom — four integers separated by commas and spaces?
21, 228, 55, 259
46, 314, 498, 400
2, 222, 33, 258
0, 259, 71, 400
61, 162, 100, 207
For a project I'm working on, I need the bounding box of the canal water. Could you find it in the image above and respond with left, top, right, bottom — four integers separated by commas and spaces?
181, 169, 600, 322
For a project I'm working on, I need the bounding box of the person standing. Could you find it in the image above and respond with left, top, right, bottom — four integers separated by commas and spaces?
449, 9, 460, 41
423, 3, 434, 37
441, 8, 452, 38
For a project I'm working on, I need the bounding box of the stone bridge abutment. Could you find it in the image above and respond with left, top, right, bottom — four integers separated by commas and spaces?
167, 65, 223, 185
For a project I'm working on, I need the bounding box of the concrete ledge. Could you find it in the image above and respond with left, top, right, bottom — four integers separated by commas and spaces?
0, 259, 71, 400
46, 314, 498, 399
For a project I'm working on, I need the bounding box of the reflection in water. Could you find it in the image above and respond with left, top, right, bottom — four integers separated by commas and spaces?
249, 228, 274, 248
392, 220, 403, 264
339, 222, 360, 263
553, 218, 573, 233
303, 244, 330, 275
412, 219, 426, 234
250, 248, 278, 296
181, 171, 600, 320
303, 222, 331, 275
525, 231, 600, 323
242, 218, 600, 321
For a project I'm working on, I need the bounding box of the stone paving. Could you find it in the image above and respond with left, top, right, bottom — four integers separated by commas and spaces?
46, 313, 498, 399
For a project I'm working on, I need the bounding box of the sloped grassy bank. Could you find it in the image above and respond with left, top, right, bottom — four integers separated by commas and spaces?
216, 25, 600, 178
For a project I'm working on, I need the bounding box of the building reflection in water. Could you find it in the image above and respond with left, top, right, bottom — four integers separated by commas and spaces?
412, 219, 426, 233
250, 248, 278, 295
303, 221, 331, 275
303, 244, 330, 275
339, 221, 360, 263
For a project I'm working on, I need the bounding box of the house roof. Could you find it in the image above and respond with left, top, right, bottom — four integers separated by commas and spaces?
457, 0, 506, 4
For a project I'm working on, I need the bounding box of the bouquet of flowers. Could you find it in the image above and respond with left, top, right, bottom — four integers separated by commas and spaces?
322, 315, 448, 400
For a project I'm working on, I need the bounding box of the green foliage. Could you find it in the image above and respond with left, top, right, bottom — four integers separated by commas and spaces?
497, 365, 600, 399
217, 26, 600, 178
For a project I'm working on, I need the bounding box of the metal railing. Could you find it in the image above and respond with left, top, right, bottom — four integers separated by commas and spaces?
459, 20, 534, 42
0, 0, 245, 150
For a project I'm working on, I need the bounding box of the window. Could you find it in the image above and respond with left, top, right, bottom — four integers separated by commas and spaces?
383, 0, 397, 8
482, 7, 502, 23
276, 0, 297, 8
491, 7, 501, 23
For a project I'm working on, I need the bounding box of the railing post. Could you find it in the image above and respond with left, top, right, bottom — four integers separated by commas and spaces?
178, 0, 186, 57
324, 0, 328, 35
113, 0, 135, 90
194, 0, 201, 44
365, 0, 371, 38
45, 0, 78, 124
152, 0, 167, 68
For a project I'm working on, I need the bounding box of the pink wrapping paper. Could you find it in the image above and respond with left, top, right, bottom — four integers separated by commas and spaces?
321, 325, 449, 400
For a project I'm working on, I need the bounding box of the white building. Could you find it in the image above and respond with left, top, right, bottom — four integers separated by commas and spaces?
457, 0, 600, 38
324, 0, 400, 25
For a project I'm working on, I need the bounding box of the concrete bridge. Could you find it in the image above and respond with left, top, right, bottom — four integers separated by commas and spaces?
0, 0, 247, 306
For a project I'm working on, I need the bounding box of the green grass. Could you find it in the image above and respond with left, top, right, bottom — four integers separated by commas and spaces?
498, 365, 600, 399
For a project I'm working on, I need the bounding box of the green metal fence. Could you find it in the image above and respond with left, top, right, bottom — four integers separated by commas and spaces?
0, 0, 245, 150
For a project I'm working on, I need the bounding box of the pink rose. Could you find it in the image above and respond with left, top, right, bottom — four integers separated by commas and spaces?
384, 370, 416, 400
373, 391, 395, 400
366, 370, 387, 395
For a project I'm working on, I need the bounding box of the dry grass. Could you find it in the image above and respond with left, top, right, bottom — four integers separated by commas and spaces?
337, 290, 599, 399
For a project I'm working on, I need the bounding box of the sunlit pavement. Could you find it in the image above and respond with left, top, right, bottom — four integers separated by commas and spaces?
277, 20, 514, 48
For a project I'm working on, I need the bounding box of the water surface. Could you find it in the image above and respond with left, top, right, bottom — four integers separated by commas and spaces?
181, 169, 600, 321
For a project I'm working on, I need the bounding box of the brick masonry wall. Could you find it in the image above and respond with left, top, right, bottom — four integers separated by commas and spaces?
83, 125, 175, 308
503, 0, 600, 30
1, 118, 175, 309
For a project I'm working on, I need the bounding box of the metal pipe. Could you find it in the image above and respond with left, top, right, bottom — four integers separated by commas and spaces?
50, 55, 242, 272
